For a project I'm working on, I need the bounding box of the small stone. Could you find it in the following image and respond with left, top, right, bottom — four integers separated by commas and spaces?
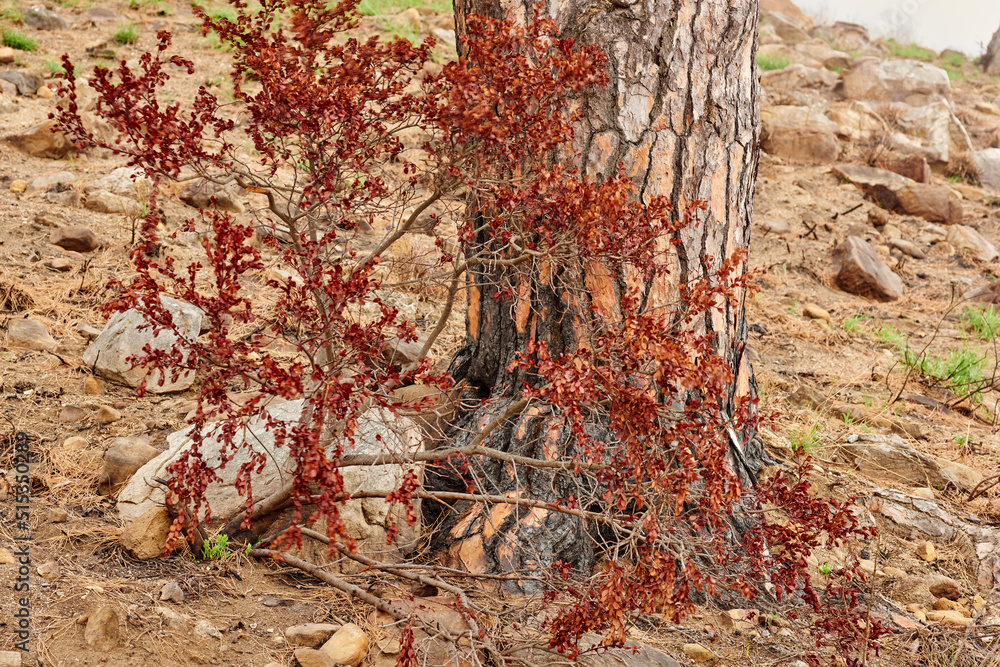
7, 318, 58, 351
889, 238, 925, 259
911, 487, 935, 500
121, 506, 174, 559
934, 597, 960, 611
0, 650, 21, 666
916, 541, 936, 562
320, 623, 369, 667
63, 436, 89, 450
99, 437, 160, 496
44, 258, 74, 272
0, 47, 14, 63
37, 560, 60, 580
882, 566, 907, 579
179, 177, 245, 213
946, 225, 998, 262
9, 179, 26, 193
682, 644, 716, 662
49, 225, 99, 253
84, 377, 105, 395
286, 623, 342, 648
195, 619, 222, 639
29, 171, 75, 191
0, 548, 15, 564
77, 323, 103, 340
156, 606, 188, 628
974, 594, 986, 612
96, 405, 122, 425
294, 648, 336, 667
802, 304, 831, 322
160, 580, 184, 603
60, 405, 87, 423
36, 85, 53, 99
85, 191, 142, 215
84, 607, 120, 651
926, 609, 972, 626
760, 218, 791, 234
45, 508, 69, 523
929, 576, 961, 600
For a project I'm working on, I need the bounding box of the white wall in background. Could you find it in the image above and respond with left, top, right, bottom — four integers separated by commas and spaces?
793, 0, 1000, 57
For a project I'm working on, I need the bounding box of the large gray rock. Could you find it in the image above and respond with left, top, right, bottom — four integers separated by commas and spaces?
760, 105, 841, 163
179, 177, 245, 213
116, 401, 423, 542
869, 487, 1000, 588
85, 167, 152, 202
831, 236, 903, 302
984, 25, 1000, 75
760, 64, 838, 91
837, 433, 983, 491
810, 22, 877, 55
838, 59, 952, 107
892, 100, 972, 165
946, 225, 998, 262
832, 164, 962, 224
759, 10, 809, 43
972, 148, 1000, 192
23, 6, 68, 30
82, 296, 203, 393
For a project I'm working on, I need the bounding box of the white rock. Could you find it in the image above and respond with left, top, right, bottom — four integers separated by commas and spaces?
116, 400, 422, 528
82, 296, 203, 393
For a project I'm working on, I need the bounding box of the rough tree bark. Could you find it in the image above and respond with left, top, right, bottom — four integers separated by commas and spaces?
438, 0, 765, 588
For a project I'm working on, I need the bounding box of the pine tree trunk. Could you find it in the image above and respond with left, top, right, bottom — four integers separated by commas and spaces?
438, 0, 764, 589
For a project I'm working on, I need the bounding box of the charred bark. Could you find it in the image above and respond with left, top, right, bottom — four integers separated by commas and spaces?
432, 0, 765, 590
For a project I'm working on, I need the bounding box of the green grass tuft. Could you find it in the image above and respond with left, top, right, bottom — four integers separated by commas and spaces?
2, 28, 38, 51
886, 39, 936, 62
112, 23, 140, 45
790, 421, 822, 454
962, 305, 1000, 340
756, 53, 789, 72
355, 0, 450, 15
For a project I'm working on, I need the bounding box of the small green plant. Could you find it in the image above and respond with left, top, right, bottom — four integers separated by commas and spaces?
818, 562, 834, 576
1, 28, 38, 52
43, 58, 80, 77
790, 421, 822, 454
886, 39, 936, 62
201, 533, 231, 560
0, 4, 21, 20
903, 343, 989, 405
842, 413, 855, 426
946, 174, 963, 184
942, 51, 967, 68
962, 305, 1000, 340
130, 0, 169, 14
355, 0, 449, 15
873, 322, 906, 350
843, 311, 871, 334
944, 67, 965, 82
826, 63, 846, 74
112, 23, 140, 45
756, 53, 789, 71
